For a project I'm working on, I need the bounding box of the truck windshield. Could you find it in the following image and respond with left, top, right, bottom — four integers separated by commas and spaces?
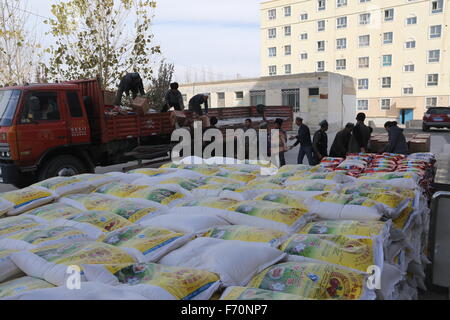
0, 90, 21, 126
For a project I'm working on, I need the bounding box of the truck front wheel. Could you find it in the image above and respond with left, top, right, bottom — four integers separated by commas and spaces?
38, 155, 89, 182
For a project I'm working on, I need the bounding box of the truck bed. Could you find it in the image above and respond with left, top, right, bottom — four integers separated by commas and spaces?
68, 79, 293, 144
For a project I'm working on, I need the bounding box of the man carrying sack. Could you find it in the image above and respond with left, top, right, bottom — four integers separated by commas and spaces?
114, 72, 146, 106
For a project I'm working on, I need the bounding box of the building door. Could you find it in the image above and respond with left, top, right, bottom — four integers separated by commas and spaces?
400, 109, 414, 125
281, 89, 300, 112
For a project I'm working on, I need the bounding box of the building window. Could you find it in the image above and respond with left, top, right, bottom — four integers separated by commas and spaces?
318, 0, 326, 11
337, 0, 347, 7
404, 64, 415, 72
384, 9, 394, 21
431, 0, 443, 14
300, 13, 308, 20
357, 100, 369, 111
300, 53, 308, 60
359, 35, 370, 47
284, 26, 291, 36
428, 50, 440, 63
358, 78, 369, 90
405, 40, 416, 49
403, 87, 414, 95
268, 9, 276, 20
318, 20, 325, 31
284, 6, 291, 17
269, 65, 277, 76
284, 45, 292, 55
382, 55, 392, 67
337, 16, 347, 28
268, 47, 277, 57
317, 41, 325, 52
430, 25, 442, 38
268, 28, 276, 39
427, 74, 439, 86
336, 59, 346, 70
426, 97, 438, 108
359, 13, 370, 25
359, 57, 369, 68
217, 92, 225, 100
383, 32, 393, 44
285, 64, 292, 74
382, 77, 391, 88
317, 61, 325, 71
250, 90, 266, 106
359, 0, 371, 3
336, 38, 347, 50
406, 16, 417, 25
282, 89, 300, 112
300, 33, 308, 40
235, 92, 244, 100
381, 99, 391, 110
309, 88, 320, 96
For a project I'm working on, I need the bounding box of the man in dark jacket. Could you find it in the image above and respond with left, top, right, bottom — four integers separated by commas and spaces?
384, 121, 409, 155
114, 72, 145, 106
289, 117, 314, 165
312, 120, 329, 165
330, 123, 354, 158
348, 112, 371, 154
189, 94, 209, 116
163, 82, 185, 112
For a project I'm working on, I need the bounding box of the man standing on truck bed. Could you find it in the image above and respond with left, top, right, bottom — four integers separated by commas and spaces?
163, 82, 185, 112
189, 94, 209, 116
114, 72, 145, 106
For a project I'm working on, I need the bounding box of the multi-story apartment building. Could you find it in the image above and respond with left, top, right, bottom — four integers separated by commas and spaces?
261, 0, 450, 125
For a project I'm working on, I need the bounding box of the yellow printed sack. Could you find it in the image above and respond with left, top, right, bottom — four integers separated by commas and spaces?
280, 234, 382, 273
0, 216, 44, 239
0, 249, 22, 283
0, 276, 54, 299
89, 262, 221, 300
61, 194, 167, 223
0, 225, 91, 251
203, 225, 287, 247
299, 220, 388, 239
248, 262, 374, 300
9, 241, 136, 286
95, 182, 148, 198
25, 203, 82, 221
254, 192, 308, 211
129, 186, 192, 207
0, 187, 56, 216
225, 200, 312, 233
57, 210, 132, 234
102, 225, 192, 263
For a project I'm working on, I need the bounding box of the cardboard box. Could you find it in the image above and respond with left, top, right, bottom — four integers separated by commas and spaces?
104, 91, 117, 106
131, 97, 151, 115
409, 139, 430, 153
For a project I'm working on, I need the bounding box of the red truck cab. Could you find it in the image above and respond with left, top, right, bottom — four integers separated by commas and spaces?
0, 80, 173, 187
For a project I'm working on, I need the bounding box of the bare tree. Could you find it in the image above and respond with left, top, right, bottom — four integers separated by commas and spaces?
45, 0, 160, 90
0, 0, 41, 85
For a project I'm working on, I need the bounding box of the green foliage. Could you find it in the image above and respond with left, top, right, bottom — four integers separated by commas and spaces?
147, 60, 174, 111
44, 0, 160, 90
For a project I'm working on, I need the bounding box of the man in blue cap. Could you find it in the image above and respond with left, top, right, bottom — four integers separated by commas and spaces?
114, 72, 146, 106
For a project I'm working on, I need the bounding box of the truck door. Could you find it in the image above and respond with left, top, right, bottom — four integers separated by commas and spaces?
64, 91, 91, 144
16, 91, 69, 166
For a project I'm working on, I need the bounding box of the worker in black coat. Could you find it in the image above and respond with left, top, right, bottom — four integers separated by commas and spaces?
330, 123, 354, 158
189, 94, 209, 116
384, 121, 409, 155
114, 72, 145, 106
312, 120, 329, 165
163, 82, 185, 112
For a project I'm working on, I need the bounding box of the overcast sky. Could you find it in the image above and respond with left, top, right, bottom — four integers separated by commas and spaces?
30, 0, 261, 83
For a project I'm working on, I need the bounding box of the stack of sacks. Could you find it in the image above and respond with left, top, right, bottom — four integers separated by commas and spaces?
0, 154, 434, 300
334, 158, 368, 177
